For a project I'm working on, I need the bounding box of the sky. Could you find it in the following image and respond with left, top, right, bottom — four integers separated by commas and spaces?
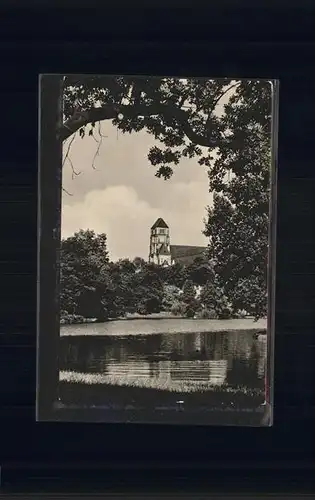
61, 80, 231, 262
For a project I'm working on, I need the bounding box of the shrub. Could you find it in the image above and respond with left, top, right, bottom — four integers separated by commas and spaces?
182, 279, 196, 303
60, 312, 86, 324
162, 285, 182, 311
197, 308, 218, 319
185, 306, 196, 318
136, 304, 148, 315
217, 307, 233, 320
233, 309, 248, 319
170, 301, 186, 317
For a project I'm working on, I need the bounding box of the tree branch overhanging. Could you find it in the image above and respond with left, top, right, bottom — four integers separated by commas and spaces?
59, 102, 224, 148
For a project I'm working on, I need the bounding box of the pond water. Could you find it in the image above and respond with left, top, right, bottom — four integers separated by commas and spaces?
59, 319, 267, 404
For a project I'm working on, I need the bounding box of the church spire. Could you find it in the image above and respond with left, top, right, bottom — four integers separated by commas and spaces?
149, 218, 172, 266
151, 218, 169, 230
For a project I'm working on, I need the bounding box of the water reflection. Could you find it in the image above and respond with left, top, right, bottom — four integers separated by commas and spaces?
59, 330, 266, 391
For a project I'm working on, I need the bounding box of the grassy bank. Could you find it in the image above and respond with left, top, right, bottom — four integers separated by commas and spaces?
59, 375, 264, 410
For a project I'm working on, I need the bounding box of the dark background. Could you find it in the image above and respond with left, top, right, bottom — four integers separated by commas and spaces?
0, 2, 314, 494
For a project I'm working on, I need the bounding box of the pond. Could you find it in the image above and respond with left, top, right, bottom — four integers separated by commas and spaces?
59, 318, 267, 419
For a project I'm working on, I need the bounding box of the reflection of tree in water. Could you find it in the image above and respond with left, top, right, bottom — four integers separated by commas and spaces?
121, 334, 163, 358
60, 338, 101, 373
160, 332, 222, 361
213, 334, 229, 360
170, 359, 228, 386
200, 332, 216, 358
256, 338, 267, 378
171, 360, 211, 382
149, 360, 160, 378
226, 332, 256, 361
157, 360, 172, 383
183, 334, 198, 356
194, 332, 202, 352
106, 358, 151, 380
159, 334, 173, 353
209, 360, 228, 386
60, 339, 93, 372
226, 343, 263, 389
160, 333, 186, 358
60, 330, 266, 389
59, 341, 78, 370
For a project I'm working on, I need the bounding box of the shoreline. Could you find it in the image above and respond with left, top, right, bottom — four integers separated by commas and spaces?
61, 312, 267, 324
60, 317, 267, 337
60, 328, 267, 337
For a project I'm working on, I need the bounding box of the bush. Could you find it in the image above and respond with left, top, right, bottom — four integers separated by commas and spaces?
170, 301, 186, 317
60, 312, 86, 324
233, 309, 248, 319
217, 307, 233, 320
200, 282, 233, 320
162, 285, 182, 312
185, 306, 196, 318
136, 304, 148, 315
196, 308, 218, 319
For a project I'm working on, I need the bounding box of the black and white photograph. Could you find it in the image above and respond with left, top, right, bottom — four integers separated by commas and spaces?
37, 75, 277, 426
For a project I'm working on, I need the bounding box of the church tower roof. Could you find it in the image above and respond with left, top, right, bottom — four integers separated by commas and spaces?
151, 218, 169, 230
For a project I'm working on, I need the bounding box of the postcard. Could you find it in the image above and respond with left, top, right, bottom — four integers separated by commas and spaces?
37, 75, 277, 426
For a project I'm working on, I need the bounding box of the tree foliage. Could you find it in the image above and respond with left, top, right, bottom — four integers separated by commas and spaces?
203, 81, 271, 319
182, 279, 198, 318
60, 231, 232, 323
199, 279, 232, 320
60, 229, 111, 321
61, 76, 240, 179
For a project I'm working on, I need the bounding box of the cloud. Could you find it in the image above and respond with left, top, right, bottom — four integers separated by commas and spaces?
61, 183, 211, 262
61, 125, 211, 207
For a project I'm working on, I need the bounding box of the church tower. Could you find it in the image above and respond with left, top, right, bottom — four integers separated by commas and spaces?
149, 218, 172, 266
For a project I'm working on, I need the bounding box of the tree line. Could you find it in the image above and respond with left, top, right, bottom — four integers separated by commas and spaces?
60, 229, 265, 324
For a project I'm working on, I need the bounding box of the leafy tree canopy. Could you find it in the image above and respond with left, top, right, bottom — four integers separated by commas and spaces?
203, 81, 271, 320
60, 230, 111, 320
61, 76, 271, 181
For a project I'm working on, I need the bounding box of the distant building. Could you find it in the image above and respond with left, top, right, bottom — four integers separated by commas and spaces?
149, 218, 172, 266
148, 218, 208, 266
